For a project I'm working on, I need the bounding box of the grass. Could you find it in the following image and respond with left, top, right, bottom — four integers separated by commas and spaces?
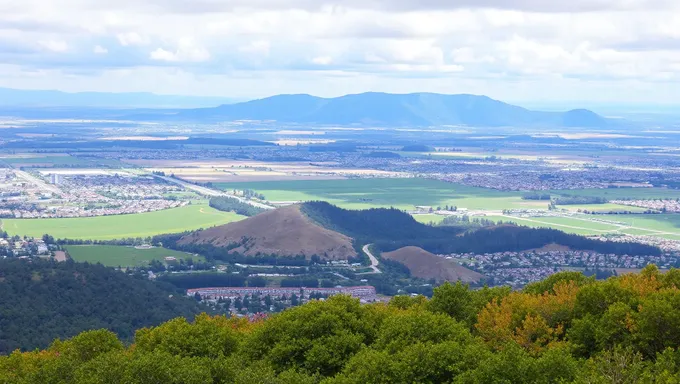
550, 188, 680, 200
558, 203, 650, 213
1, 155, 121, 167
0, 204, 244, 240
412, 214, 447, 225
482, 215, 602, 236
596, 214, 680, 234
65, 245, 204, 267
215, 178, 541, 210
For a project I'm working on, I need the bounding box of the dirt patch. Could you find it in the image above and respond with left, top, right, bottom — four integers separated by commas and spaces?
383, 246, 484, 283
54, 251, 68, 262
179, 205, 357, 260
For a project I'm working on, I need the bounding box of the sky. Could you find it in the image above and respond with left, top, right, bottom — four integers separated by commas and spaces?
1, 0, 679, 105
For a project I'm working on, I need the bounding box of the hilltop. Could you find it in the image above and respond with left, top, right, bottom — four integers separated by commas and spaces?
161, 92, 609, 127
382, 246, 484, 283
178, 205, 357, 260
177, 201, 659, 268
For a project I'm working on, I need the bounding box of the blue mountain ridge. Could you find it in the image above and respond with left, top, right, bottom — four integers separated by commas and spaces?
174, 92, 609, 127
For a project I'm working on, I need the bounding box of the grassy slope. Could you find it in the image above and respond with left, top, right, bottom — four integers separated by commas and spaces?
65, 245, 204, 267
1, 204, 245, 240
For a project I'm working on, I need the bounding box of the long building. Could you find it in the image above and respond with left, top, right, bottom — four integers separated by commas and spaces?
187, 286, 378, 302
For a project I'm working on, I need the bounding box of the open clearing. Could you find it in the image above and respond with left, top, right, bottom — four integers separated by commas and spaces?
215, 178, 545, 211
1, 204, 244, 240
65, 245, 204, 267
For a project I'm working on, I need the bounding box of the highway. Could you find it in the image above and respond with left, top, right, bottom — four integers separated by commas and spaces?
14, 170, 62, 195
154, 174, 274, 210
361, 244, 382, 274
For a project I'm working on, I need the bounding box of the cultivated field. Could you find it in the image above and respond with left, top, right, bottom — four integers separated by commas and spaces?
0, 154, 121, 168
550, 187, 680, 200
558, 203, 649, 213
481, 213, 680, 238
65, 245, 204, 267
0, 204, 244, 240
215, 178, 545, 210
122, 159, 403, 182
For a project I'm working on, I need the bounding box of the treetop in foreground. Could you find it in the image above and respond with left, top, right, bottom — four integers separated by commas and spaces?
3, 265, 680, 383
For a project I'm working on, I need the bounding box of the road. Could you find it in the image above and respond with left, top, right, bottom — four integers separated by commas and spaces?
360, 244, 382, 274
154, 175, 274, 210
14, 170, 62, 195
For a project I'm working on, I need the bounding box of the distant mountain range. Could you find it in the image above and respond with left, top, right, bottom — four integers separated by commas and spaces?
172, 92, 609, 127
0, 88, 609, 127
0, 87, 238, 108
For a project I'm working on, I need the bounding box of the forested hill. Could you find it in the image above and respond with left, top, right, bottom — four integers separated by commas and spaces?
301, 201, 660, 256
0, 259, 201, 354
300, 201, 464, 242
4, 266, 680, 383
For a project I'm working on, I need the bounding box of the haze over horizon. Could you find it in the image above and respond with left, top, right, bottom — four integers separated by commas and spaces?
1, 0, 679, 105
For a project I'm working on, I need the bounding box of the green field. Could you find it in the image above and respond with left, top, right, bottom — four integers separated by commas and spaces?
216, 178, 544, 210
482, 215, 603, 235
0, 204, 244, 240
478, 213, 680, 238
550, 187, 680, 200
559, 203, 649, 213
65, 245, 204, 267
596, 214, 680, 234
412, 214, 447, 224
0, 155, 121, 167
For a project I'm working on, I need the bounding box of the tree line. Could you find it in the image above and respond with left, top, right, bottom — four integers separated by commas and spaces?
5, 266, 680, 382
209, 196, 266, 217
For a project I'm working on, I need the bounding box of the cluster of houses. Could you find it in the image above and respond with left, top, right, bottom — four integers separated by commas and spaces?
187, 286, 378, 303
612, 199, 680, 213
0, 237, 52, 257
2, 172, 189, 219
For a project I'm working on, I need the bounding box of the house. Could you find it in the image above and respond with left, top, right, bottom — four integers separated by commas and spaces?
164, 256, 179, 265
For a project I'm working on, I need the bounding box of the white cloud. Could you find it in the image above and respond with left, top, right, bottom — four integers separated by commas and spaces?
312, 56, 333, 65
0, 0, 678, 104
150, 38, 210, 62
39, 40, 68, 52
116, 32, 148, 46
238, 40, 271, 56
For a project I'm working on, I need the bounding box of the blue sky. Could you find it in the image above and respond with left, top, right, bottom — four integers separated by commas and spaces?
1, 0, 679, 104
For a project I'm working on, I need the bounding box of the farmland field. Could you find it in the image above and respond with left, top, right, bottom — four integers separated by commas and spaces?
0, 204, 244, 240
65, 245, 204, 267
216, 178, 543, 210
481, 215, 603, 235
479, 213, 680, 238
558, 203, 649, 213
550, 187, 680, 200
0, 155, 121, 168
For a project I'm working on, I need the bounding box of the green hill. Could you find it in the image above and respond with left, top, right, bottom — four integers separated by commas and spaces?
300, 201, 660, 256
0, 259, 201, 354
